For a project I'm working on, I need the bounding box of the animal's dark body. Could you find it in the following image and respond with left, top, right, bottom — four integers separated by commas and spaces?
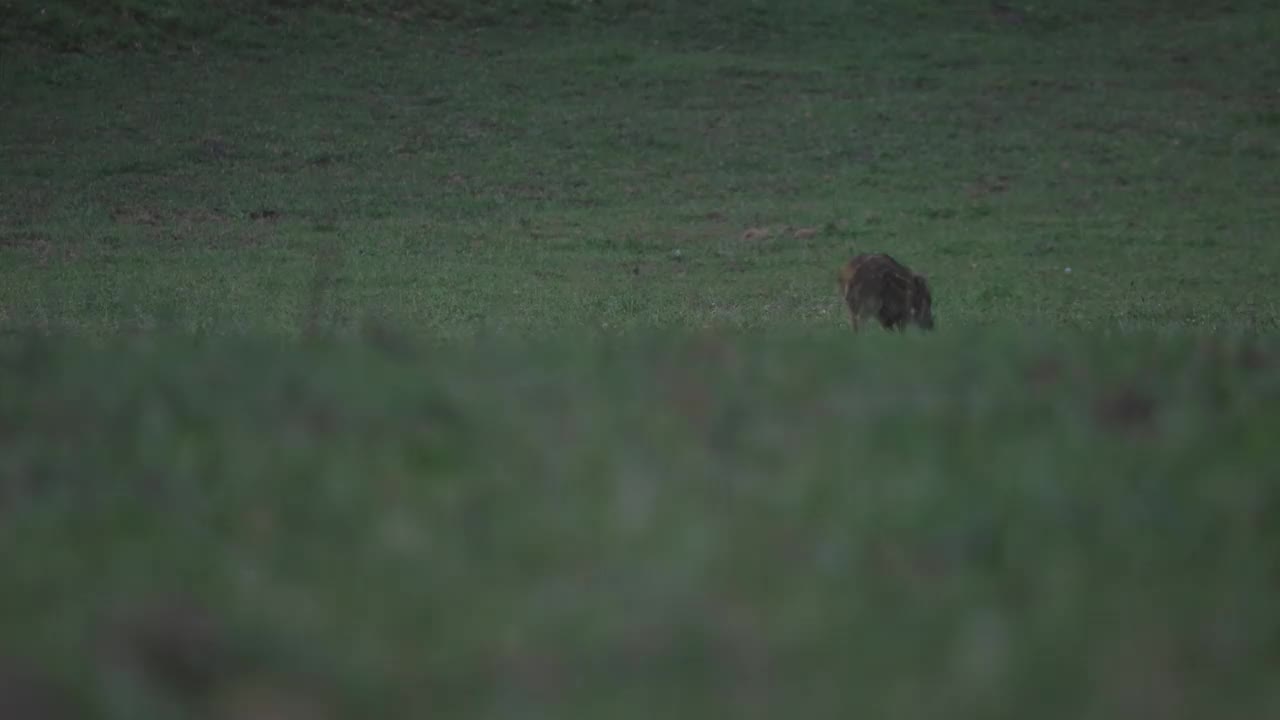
838, 253, 935, 332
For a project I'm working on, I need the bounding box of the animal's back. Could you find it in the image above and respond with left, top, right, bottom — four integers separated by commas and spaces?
841, 253, 912, 297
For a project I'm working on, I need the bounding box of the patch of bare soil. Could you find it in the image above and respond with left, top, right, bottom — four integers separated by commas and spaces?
0, 231, 81, 266
248, 208, 282, 222
100, 596, 238, 703
739, 224, 824, 242
95, 594, 339, 718
109, 203, 279, 248
1093, 385, 1157, 435
965, 174, 1012, 199
194, 137, 237, 163
1025, 356, 1065, 389
0, 656, 79, 720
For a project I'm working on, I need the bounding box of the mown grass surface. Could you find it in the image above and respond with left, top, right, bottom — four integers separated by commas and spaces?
3, 1, 1278, 336
2, 1, 1280, 717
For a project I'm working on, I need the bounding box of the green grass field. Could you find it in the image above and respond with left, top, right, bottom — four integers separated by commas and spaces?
2, 1, 1280, 718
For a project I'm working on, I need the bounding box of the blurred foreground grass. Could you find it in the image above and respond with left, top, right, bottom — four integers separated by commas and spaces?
2, 327, 1279, 719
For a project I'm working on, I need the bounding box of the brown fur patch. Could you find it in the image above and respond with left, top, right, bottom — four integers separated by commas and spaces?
838, 253, 935, 332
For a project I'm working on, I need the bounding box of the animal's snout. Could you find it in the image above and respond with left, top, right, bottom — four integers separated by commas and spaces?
914, 302, 935, 330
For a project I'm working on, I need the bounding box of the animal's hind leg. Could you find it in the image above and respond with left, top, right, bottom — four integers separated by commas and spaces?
858, 298, 883, 333
877, 302, 905, 332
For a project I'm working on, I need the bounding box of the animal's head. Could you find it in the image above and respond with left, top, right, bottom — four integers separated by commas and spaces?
911, 275, 935, 330
837, 262, 857, 294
